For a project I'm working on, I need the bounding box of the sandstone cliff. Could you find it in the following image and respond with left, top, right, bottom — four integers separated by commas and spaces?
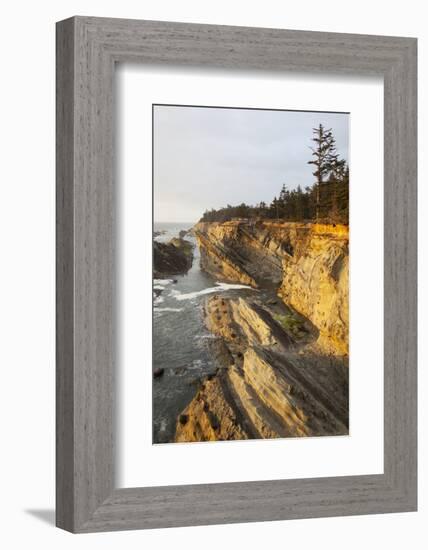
175, 293, 348, 442
194, 220, 349, 355
174, 220, 349, 443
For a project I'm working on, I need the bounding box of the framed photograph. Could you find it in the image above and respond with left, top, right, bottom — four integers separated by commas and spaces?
152, 104, 350, 446
56, 16, 417, 532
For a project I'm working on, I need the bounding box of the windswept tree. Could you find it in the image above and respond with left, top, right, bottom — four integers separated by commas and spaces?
308, 124, 340, 220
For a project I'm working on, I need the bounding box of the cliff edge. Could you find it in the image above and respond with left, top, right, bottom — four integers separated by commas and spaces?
194, 220, 348, 355
174, 220, 349, 443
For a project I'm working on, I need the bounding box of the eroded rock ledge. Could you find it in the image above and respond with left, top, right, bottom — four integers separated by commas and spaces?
175, 294, 348, 443
194, 220, 349, 355
174, 220, 349, 443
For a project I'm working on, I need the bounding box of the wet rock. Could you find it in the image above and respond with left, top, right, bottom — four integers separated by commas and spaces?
205, 338, 234, 367
174, 367, 186, 375
153, 368, 164, 379
153, 238, 194, 278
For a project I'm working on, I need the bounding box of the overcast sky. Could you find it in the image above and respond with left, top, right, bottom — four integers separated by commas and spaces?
154, 105, 348, 223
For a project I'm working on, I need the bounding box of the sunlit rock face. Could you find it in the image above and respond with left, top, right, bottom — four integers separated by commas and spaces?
174, 220, 349, 443
277, 224, 349, 356
175, 291, 348, 443
194, 220, 349, 356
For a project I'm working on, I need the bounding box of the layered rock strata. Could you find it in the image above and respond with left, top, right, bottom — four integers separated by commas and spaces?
175, 220, 349, 443
175, 294, 348, 442
194, 221, 349, 355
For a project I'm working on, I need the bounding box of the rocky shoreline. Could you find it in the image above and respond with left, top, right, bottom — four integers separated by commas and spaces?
153, 237, 194, 279
174, 219, 349, 443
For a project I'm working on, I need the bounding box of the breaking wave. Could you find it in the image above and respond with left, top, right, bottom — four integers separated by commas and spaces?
153, 278, 174, 286
154, 307, 184, 313
171, 282, 255, 302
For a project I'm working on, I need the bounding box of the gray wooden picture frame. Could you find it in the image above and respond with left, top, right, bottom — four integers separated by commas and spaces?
56, 16, 417, 533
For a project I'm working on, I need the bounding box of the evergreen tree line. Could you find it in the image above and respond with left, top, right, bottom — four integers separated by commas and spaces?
200, 124, 349, 225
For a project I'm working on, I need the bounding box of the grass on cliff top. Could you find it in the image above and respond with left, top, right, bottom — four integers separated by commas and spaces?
273, 313, 304, 336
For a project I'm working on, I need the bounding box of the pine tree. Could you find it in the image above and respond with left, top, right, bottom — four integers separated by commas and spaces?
270, 196, 280, 220
294, 185, 304, 220
308, 124, 337, 220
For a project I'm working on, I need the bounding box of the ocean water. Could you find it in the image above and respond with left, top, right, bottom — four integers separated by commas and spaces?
153, 222, 255, 443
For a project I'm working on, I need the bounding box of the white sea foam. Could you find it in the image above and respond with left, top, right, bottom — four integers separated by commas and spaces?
171, 281, 255, 302
153, 278, 174, 286
154, 307, 183, 313
168, 288, 181, 298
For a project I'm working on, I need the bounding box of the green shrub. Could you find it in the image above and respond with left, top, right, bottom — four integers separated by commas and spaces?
273, 313, 303, 335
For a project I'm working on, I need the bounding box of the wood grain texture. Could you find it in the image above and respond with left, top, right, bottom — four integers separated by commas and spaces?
56, 17, 75, 532
56, 16, 417, 532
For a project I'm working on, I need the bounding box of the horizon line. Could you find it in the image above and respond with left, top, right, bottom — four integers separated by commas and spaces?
154, 220, 199, 224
